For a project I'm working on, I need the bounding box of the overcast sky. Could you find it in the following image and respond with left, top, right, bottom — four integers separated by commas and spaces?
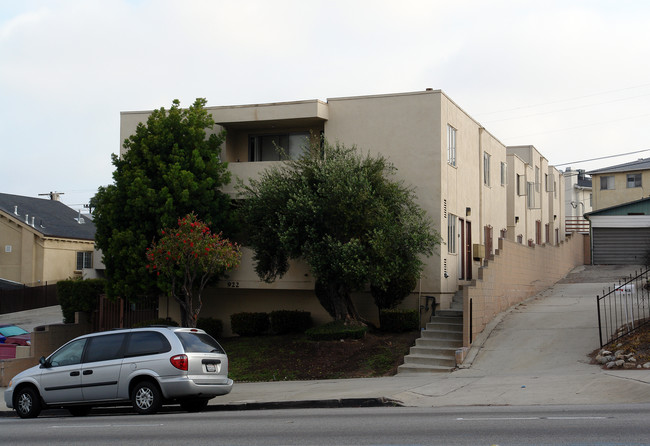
2, 0, 650, 211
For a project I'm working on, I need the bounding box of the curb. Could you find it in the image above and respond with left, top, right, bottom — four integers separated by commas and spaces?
0, 397, 401, 418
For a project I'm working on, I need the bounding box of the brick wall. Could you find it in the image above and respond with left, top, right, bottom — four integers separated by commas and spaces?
462, 233, 587, 348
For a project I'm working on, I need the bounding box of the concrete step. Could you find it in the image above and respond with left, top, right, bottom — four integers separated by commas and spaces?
436, 309, 463, 318
420, 329, 462, 341
425, 321, 463, 332
414, 338, 462, 349
403, 353, 456, 368
408, 346, 458, 357
397, 363, 455, 374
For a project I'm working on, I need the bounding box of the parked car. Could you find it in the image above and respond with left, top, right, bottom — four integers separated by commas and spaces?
0, 325, 31, 346
4, 326, 233, 418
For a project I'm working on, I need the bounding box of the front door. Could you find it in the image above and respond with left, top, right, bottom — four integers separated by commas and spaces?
465, 221, 472, 280
39, 338, 87, 404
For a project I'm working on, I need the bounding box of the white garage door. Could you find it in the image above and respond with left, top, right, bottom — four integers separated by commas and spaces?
592, 227, 650, 265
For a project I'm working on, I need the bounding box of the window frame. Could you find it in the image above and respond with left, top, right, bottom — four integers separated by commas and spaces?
76, 251, 92, 270
248, 132, 309, 162
500, 162, 507, 186
447, 125, 457, 167
447, 213, 457, 254
626, 173, 642, 188
600, 175, 615, 190
483, 152, 491, 186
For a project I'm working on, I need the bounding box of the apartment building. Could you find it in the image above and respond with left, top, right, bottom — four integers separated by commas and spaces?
120, 90, 564, 332
506, 146, 564, 246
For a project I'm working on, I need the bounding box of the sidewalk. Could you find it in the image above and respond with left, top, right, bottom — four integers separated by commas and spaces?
2, 265, 650, 416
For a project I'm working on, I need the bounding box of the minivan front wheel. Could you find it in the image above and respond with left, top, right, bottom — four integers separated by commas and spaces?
131, 381, 162, 415
15, 387, 41, 419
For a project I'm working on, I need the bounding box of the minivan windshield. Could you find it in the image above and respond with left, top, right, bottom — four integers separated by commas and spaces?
175, 332, 225, 354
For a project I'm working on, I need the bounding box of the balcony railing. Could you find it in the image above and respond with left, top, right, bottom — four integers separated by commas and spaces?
565, 216, 590, 234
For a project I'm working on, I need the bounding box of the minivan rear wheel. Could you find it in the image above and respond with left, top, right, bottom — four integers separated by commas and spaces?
15, 387, 41, 419
132, 381, 162, 415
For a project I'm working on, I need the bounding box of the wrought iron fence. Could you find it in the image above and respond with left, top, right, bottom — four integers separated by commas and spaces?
0, 283, 59, 314
597, 267, 650, 348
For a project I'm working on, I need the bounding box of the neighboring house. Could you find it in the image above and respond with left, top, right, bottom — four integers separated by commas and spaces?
563, 167, 592, 235
506, 146, 565, 246
585, 197, 650, 265
588, 158, 650, 211
120, 89, 567, 331
0, 193, 97, 285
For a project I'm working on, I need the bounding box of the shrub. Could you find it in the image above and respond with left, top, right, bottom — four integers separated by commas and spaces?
197, 317, 223, 339
305, 320, 368, 341
132, 317, 179, 328
270, 310, 312, 334
379, 309, 419, 332
57, 278, 106, 323
230, 312, 269, 336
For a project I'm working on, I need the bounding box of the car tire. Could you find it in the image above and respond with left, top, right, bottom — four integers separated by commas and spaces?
14, 387, 42, 419
68, 405, 92, 417
131, 381, 162, 415
180, 398, 210, 413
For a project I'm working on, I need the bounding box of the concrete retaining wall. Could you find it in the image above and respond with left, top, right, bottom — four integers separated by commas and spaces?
0, 313, 92, 387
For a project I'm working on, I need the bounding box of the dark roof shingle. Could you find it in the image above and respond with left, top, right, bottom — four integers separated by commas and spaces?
0, 193, 95, 240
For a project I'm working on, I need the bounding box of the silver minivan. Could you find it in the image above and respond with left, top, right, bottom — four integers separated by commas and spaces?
4, 326, 233, 418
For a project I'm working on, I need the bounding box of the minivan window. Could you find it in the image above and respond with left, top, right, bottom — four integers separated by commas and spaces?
126, 331, 172, 357
175, 332, 225, 354
49, 338, 87, 367
84, 333, 126, 363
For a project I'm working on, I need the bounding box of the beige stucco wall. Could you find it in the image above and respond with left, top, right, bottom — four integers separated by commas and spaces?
591, 170, 650, 211
461, 233, 586, 348
506, 153, 528, 242
0, 213, 94, 285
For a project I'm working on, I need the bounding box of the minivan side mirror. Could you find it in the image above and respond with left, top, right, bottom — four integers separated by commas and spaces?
39, 356, 50, 368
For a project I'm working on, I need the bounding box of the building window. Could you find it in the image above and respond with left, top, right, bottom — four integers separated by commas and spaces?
483, 152, 491, 186
627, 173, 642, 188
600, 175, 615, 190
500, 162, 507, 186
77, 251, 92, 270
248, 132, 309, 161
447, 214, 457, 254
535, 166, 540, 192
516, 174, 524, 196
527, 182, 535, 208
447, 125, 457, 167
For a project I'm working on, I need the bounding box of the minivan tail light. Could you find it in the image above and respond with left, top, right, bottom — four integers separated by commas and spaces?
170, 354, 188, 371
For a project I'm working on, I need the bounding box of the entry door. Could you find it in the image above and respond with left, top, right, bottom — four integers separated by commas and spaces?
465, 221, 472, 280
40, 338, 87, 404
459, 218, 465, 280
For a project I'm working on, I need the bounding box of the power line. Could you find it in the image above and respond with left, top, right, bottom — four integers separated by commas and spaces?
477, 82, 650, 116
555, 149, 650, 167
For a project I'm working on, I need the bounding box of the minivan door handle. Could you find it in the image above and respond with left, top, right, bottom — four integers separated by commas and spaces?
70, 371, 80, 377
83, 370, 93, 375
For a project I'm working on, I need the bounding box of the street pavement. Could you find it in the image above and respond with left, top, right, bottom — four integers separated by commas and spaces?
2, 265, 650, 415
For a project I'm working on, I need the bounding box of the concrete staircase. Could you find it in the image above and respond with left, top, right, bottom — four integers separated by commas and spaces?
397, 290, 464, 374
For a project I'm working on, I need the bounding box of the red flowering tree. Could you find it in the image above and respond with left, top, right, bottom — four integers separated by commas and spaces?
146, 213, 241, 327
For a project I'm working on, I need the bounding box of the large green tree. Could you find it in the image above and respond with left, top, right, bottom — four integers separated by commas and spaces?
91, 98, 232, 302
239, 139, 441, 323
